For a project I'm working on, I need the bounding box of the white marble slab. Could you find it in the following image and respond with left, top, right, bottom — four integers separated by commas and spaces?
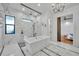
47, 45, 68, 56
42, 48, 58, 56
50, 41, 79, 55
1, 44, 23, 56
58, 43, 79, 54
21, 46, 31, 56
24, 36, 50, 44
21, 41, 79, 56
47, 43, 79, 56
24, 36, 50, 55
34, 51, 48, 56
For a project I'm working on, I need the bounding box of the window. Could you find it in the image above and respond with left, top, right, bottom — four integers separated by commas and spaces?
5, 15, 15, 34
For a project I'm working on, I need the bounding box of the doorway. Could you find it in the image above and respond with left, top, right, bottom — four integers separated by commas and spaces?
57, 14, 73, 45
57, 17, 61, 42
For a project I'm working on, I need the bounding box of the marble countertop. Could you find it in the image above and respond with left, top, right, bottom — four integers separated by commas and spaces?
24, 36, 50, 44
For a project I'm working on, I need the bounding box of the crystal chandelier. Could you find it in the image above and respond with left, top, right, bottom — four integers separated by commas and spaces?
52, 3, 65, 13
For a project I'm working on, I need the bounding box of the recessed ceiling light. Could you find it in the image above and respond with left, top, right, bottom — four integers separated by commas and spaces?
22, 20, 31, 22
22, 8, 25, 11
65, 22, 71, 25
37, 3, 40, 6
51, 3, 55, 6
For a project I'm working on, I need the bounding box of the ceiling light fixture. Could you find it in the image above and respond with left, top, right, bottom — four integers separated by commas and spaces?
37, 3, 40, 6
65, 22, 70, 25
52, 3, 65, 13
22, 20, 31, 22
22, 8, 25, 11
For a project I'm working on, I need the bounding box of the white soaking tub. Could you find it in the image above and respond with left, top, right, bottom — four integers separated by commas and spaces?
24, 36, 50, 55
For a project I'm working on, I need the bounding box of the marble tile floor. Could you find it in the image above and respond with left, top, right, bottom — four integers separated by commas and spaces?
22, 42, 79, 56
1, 42, 79, 56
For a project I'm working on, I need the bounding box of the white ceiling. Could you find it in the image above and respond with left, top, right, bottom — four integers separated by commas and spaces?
22, 3, 79, 14
23, 3, 51, 13
1, 3, 79, 15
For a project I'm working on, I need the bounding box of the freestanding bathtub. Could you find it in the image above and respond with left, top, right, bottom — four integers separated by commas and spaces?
24, 36, 50, 55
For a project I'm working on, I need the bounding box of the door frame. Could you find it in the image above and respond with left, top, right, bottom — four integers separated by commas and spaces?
57, 17, 61, 42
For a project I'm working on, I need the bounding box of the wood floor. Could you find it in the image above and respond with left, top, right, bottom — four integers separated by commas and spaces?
61, 36, 73, 45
